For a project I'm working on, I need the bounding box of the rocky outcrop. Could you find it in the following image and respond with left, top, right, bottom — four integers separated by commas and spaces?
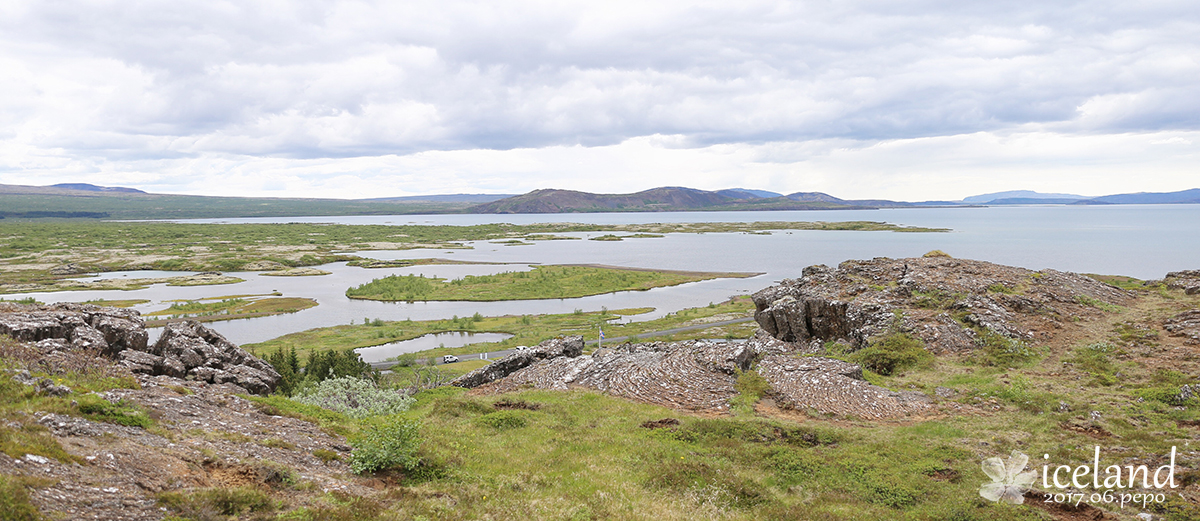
1165, 270, 1200, 295
450, 336, 584, 388
0, 303, 279, 395
752, 257, 1132, 353
472, 339, 753, 412
1165, 310, 1200, 344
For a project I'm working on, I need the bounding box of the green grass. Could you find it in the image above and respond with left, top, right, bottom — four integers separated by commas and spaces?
346, 265, 749, 302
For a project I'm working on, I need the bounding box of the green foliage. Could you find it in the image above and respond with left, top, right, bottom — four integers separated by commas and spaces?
645, 460, 766, 508
75, 394, 152, 428
1113, 321, 1159, 346
973, 330, 1040, 367
730, 370, 770, 415
476, 410, 528, 429
1067, 342, 1122, 386
312, 449, 341, 463
0, 475, 43, 521
267, 346, 303, 396
157, 487, 276, 519
986, 283, 1015, 294
1075, 294, 1121, 312
348, 416, 422, 474
995, 376, 1054, 413
910, 289, 957, 309
851, 332, 933, 376
303, 349, 375, 384
1133, 387, 1198, 407
0, 423, 82, 464
292, 376, 414, 419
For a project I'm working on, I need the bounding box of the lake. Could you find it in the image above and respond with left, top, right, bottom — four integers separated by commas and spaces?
8, 204, 1198, 347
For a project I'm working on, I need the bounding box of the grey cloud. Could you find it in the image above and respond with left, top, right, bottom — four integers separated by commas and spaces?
1, 0, 1197, 161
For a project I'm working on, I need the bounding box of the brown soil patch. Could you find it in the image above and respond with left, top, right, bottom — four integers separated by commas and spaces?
640, 418, 680, 429
1059, 421, 1112, 439
493, 399, 541, 410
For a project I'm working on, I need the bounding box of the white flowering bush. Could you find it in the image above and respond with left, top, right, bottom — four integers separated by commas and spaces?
349, 416, 422, 474
291, 376, 414, 419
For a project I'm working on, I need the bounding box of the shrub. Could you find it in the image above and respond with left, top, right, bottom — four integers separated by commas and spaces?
292, 376, 414, 419
974, 330, 1040, 368
348, 417, 422, 474
851, 333, 932, 376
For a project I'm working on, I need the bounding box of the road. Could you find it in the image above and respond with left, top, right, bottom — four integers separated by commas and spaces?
368, 316, 755, 371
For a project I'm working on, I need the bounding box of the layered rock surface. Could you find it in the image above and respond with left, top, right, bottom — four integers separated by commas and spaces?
469, 338, 752, 412
752, 256, 1132, 353
0, 303, 279, 395
461, 333, 930, 419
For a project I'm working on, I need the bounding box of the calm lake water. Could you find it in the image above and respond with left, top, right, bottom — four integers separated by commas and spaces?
9, 205, 1199, 348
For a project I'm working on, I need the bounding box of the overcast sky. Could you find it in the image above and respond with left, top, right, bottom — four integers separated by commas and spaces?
0, 1, 1197, 200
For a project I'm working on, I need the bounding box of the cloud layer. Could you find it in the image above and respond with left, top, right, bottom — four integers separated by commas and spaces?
0, 0, 1197, 198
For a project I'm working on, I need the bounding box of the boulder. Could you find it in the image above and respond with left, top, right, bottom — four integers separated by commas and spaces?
450, 336, 583, 388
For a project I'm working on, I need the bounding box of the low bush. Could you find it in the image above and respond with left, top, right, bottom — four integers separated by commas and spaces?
851, 332, 933, 376
292, 376, 414, 419
973, 330, 1040, 368
348, 416, 422, 475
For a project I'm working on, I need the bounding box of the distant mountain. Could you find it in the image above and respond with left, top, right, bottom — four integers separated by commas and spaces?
467, 187, 862, 214
717, 188, 783, 199
1078, 188, 1200, 205
359, 194, 516, 203
985, 198, 1086, 205
786, 192, 846, 203
962, 190, 1088, 204
49, 183, 145, 194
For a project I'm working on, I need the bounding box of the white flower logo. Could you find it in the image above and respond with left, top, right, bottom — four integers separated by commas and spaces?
980, 450, 1037, 504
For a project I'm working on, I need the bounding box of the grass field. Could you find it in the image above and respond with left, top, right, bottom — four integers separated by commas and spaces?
345, 265, 755, 302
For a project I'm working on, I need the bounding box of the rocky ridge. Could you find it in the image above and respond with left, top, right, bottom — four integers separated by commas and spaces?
752, 256, 1132, 353
0, 303, 280, 395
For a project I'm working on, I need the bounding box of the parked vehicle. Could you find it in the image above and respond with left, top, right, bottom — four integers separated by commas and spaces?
442, 355, 459, 364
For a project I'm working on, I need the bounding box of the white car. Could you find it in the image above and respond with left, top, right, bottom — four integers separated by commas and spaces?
442, 355, 459, 364
514, 346, 529, 353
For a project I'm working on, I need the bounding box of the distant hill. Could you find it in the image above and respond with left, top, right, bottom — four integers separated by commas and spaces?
359, 194, 516, 203
49, 183, 145, 194
962, 190, 1088, 203
1078, 188, 1200, 205
467, 187, 864, 214
716, 188, 783, 199
0, 183, 473, 220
